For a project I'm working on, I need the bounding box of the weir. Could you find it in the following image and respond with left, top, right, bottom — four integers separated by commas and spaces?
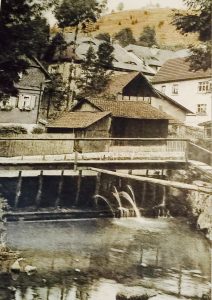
0, 137, 211, 222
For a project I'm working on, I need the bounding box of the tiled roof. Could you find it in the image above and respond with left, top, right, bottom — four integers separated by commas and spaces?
85, 98, 170, 120
104, 72, 191, 113
105, 72, 139, 95
52, 33, 155, 75
47, 111, 110, 128
152, 57, 211, 83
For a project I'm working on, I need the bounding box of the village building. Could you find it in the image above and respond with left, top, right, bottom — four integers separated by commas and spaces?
199, 121, 212, 139
152, 57, 212, 127
0, 57, 50, 127
48, 34, 156, 88
104, 71, 191, 123
72, 98, 170, 138
125, 44, 189, 72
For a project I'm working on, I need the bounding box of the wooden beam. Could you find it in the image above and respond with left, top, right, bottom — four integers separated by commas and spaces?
89, 167, 212, 194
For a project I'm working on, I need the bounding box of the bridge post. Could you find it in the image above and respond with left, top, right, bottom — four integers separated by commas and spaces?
141, 182, 146, 207
94, 172, 101, 207
55, 170, 64, 208
35, 170, 43, 209
74, 169, 82, 206
14, 171, 22, 209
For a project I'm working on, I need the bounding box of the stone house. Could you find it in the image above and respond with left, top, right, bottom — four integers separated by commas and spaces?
0, 57, 50, 126
152, 57, 212, 127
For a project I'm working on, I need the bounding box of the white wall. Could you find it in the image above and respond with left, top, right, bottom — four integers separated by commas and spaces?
153, 78, 212, 126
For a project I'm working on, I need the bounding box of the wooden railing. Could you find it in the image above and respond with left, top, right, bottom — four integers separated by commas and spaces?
0, 136, 189, 161
188, 142, 212, 166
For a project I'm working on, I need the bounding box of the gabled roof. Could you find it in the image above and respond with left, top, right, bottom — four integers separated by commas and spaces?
51, 33, 155, 75
152, 57, 211, 83
47, 111, 110, 129
104, 72, 192, 113
105, 72, 139, 95
125, 44, 187, 67
77, 98, 170, 120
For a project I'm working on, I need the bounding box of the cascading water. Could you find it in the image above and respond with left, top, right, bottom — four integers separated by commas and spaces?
126, 185, 136, 203
93, 195, 115, 217
112, 186, 130, 217
119, 191, 141, 218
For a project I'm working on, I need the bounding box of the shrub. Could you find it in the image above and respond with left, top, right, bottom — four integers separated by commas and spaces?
32, 127, 45, 134
118, 21, 122, 25
158, 20, 164, 28
0, 126, 27, 135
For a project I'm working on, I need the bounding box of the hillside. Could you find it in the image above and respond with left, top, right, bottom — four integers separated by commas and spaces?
94, 8, 198, 48
55, 8, 198, 49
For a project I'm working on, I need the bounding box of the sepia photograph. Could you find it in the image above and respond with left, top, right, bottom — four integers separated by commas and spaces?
0, 0, 211, 299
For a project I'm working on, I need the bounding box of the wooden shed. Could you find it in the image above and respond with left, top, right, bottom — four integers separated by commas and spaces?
72, 98, 170, 139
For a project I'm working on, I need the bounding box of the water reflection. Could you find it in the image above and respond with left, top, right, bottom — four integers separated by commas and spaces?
1, 218, 211, 300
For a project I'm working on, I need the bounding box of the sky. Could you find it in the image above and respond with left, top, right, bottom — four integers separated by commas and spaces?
107, 0, 186, 10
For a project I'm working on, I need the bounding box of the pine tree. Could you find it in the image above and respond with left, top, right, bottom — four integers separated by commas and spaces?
77, 42, 114, 97
139, 26, 158, 47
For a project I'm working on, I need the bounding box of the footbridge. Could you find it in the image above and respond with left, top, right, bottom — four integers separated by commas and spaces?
0, 136, 211, 177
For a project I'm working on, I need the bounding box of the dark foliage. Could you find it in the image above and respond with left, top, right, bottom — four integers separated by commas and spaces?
172, 0, 211, 70
0, 0, 54, 95
139, 26, 158, 47
114, 28, 136, 47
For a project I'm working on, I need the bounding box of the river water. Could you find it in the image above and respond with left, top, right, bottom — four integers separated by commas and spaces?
2, 218, 211, 300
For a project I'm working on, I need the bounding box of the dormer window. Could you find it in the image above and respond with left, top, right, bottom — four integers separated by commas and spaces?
172, 84, 179, 95
161, 85, 166, 93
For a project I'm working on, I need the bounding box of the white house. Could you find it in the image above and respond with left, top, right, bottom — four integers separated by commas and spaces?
152, 57, 212, 127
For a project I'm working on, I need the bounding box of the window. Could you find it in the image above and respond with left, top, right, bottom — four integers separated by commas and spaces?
50, 65, 59, 74
197, 104, 207, 115
161, 85, 166, 93
18, 94, 36, 111
172, 84, 179, 95
198, 81, 212, 93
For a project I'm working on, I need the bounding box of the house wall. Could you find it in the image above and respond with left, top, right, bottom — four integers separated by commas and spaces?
76, 116, 112, 152
153, 78, 212, 126
117, 95, 186, 122
0, 66, 46, 125
111, 118, 168, 138
150, 97, 186, 122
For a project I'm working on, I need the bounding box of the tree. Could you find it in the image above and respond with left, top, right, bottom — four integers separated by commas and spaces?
139, 26, 158, 47
172, 0, 211, 71
54, 0, 107, 47
54, 0, 107, 109
44, 33, 67, 63
0, 0, 55, 95
95, 33, 111, 43
117, 2, 124, 11
114, 28, 136, 47
77, 42, 114, 96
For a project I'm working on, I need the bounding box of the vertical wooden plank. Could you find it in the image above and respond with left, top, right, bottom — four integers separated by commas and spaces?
94, 172, 101, 207
14, 170, 22, 209
35, 170, 43, 209
55, 170, 64, 208
74, 169, 82, 206
141, 182, 146, 207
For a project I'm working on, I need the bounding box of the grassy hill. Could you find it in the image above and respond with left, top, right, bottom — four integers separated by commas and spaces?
93, 8, 198, 48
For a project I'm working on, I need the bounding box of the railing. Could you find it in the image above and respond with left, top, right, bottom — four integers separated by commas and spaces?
188, 142, 212, 166
0, 136, 188, 161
